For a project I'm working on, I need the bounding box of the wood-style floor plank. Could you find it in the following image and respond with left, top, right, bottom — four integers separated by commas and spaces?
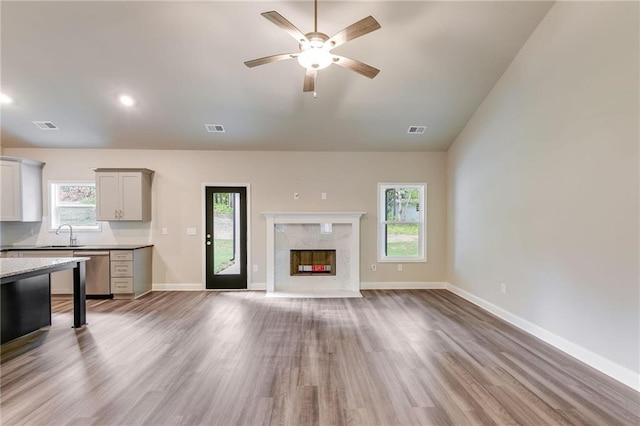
1, 290, 638, 425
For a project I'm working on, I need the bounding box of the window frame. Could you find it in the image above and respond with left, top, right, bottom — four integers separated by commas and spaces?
377, 182, 427, 263
48, 180, 101, 232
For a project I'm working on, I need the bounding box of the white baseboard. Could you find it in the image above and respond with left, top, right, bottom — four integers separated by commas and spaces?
445, 282, 640, 392
360, 281, 447, 290
249, 282, 266, 291
152, 283, 266, 291
152, 283, 203, 291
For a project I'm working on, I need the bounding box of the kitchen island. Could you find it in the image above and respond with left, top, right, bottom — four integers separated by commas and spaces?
0, 257, 88, 344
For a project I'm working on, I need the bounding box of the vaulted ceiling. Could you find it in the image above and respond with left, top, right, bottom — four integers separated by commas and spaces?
0, 1, 553, 151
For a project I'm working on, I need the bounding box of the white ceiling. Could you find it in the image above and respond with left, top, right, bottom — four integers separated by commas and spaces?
0, 1, 553, 152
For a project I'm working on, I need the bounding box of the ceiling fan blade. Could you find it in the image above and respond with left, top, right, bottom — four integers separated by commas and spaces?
303, 69, 316, 92
261, 11, 309, 44
325, 16, 381, 49
332, 55, 380, 79
244, 53, 298, 68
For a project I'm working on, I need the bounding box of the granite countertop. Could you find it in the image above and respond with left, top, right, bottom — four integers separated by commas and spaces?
0, 244, 153, 252
0, 257, 89, 279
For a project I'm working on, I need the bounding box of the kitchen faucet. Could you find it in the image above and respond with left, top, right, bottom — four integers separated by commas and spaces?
56, 224, 77, 246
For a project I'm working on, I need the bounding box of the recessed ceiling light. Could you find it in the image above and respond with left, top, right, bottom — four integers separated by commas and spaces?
0, 93, 14, 104
118, 94, 135, 107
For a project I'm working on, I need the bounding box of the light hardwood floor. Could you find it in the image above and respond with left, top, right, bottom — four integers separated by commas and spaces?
1, 290, 638, 425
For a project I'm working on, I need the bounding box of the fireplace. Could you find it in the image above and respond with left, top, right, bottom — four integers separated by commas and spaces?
263, 212, 364, 297
290, 249, 337, 276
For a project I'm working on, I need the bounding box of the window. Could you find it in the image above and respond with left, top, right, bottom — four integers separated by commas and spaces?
378, 183, 426, 262
49, 182, 100, 231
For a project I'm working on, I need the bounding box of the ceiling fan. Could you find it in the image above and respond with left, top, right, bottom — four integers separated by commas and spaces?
244, 0, 381, 96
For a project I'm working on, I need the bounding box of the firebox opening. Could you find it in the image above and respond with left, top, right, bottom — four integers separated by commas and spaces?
290, 249, 337, 276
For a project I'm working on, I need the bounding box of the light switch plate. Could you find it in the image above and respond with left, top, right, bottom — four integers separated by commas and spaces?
187, 228, 197, 235
162, 227, 168, 235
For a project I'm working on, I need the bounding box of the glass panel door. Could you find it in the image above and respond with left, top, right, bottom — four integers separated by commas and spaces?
205, 186, 247, 289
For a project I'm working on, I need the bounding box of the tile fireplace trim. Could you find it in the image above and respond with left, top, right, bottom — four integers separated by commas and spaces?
262, 212, 365, 296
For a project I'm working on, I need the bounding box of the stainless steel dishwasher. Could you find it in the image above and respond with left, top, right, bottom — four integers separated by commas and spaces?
74, 251, 112, 298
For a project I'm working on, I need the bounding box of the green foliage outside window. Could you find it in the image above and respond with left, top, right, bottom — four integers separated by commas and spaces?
379, 184, 425, 260
50, 183, 99, 230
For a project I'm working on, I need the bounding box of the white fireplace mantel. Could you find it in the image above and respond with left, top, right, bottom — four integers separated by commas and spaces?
262, 212, 365, 297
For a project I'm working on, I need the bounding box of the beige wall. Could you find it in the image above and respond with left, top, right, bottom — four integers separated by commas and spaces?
0, 149, 447, 287
447, 1, 639, 374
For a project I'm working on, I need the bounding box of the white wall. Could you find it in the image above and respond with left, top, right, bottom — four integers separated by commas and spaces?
447, 0, 639, 382
0, 149, 447, 288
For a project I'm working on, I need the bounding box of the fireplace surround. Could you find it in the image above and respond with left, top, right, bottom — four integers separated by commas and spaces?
263, 212, 364, 297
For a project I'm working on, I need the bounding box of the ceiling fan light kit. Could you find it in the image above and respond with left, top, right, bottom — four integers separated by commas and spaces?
297, 33, 332, 70
244, 0, 381, 96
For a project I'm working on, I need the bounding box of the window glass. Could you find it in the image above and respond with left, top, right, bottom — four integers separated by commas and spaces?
378, 183, 426, 262
50, 182, 100, 231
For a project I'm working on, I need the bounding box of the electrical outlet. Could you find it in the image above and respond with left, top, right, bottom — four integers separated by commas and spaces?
501, 283, 506, 294
294, 192, 300, 200
252, 265, 258, 272
371, 264, 377, 272
162, 227, 168, 235
397, 264, 403, 272
321, 192, 327, 200
187, 228, 197, 235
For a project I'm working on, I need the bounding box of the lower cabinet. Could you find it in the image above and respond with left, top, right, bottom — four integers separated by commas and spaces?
2, 246, 152, 299
111, 277, 133, 293
110, 247, 152, 299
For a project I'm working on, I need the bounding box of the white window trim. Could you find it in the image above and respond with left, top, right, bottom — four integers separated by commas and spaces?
48, 180, 102, 232
377, 182, 427, 263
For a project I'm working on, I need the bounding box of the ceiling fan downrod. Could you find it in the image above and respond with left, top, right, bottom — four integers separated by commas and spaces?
314, 0, 318, 33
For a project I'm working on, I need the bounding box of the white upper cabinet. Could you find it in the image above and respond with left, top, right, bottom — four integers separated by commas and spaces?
0, 157, 45, 222
94, 168, 153, 221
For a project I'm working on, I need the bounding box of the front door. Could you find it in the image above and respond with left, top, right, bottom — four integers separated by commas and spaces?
205, 186, 247, 289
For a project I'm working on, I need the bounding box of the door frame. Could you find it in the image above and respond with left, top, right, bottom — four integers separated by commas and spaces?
201, 183, 251, 290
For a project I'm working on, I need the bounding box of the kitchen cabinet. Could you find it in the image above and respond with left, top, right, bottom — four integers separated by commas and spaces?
94, 168, 153, 221
0, 157, 45, 222
7, 246, 153, 299
110, 247, 152, 299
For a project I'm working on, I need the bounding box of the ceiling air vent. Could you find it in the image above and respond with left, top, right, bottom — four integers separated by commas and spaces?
33, 121, 59, 130
205, 124, 225, 133
407, 125, 427, 135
